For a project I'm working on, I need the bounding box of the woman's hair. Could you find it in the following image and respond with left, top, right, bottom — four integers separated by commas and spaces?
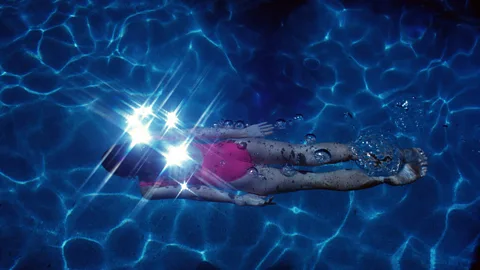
101, 143, 165, 178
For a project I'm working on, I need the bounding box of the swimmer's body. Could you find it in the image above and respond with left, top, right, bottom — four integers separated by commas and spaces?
101, 123, 428, 206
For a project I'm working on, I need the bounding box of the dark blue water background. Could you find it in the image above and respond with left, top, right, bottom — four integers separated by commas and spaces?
1, 0, 479, 269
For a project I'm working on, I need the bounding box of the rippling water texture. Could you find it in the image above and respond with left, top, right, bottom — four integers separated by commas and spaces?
1, 0, 479, 269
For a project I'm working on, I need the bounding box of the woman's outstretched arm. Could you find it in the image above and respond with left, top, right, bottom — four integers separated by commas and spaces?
187, 127, 248, 139
139, 185, 274, 206
152, 122, 274, 141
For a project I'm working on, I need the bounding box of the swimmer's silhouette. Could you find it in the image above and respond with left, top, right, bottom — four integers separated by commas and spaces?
101, 122, 428, 206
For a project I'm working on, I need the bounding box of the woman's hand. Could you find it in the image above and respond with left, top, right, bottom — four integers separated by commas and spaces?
244, 122, 274, 137
234, 193, 275, 206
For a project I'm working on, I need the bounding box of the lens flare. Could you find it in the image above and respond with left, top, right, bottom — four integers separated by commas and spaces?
125, 106, 153, 145
166, 111, 178, 128
164, 144, 190, 167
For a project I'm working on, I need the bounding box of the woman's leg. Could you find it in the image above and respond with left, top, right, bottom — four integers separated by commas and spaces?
231, 148, 428, 196
233, 138, 354, 166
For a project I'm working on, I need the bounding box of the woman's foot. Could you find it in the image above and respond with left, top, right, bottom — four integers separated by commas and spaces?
384, 148, 428, 186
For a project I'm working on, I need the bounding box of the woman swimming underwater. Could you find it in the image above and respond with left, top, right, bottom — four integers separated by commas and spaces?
101, 122, 428, 206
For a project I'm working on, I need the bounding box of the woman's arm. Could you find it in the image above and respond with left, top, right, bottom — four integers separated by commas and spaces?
140, 185, 275, 206
187, 127, 247, 139
151, 128, 245, 141
152, 122, 274, 140
140, 185, 237, 204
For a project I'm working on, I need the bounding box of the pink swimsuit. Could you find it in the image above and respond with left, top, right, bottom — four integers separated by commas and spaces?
139, 141, 254, 187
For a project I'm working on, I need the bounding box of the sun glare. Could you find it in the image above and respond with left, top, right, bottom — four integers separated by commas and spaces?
180, 181, 189, 191
125, 106, 153, 145
164, 144, 190, 167
128, 124, 151, 145
166, 111, 178, 128
135, 106, 153, 117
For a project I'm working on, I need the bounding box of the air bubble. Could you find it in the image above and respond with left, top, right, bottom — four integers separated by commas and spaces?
293, 114, 304, 121
213, 120, 222, 128
248, 167, 258, 176
223, 120, 233, 129
351, 129, 401, 176
234, 121, 246, 129
275, 119, 287, 129
389, 95, 427, 133
305, 134, 316, 144
396, 100, 409, 111
314, 149, 331, 163
236, 141, 247, 150
344, 112, 353, 119
281, 164, 297, 177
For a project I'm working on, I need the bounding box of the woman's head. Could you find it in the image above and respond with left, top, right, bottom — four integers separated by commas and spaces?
101, 143, 165, 178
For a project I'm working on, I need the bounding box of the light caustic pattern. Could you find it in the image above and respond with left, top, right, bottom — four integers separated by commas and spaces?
1, 0, 480, 269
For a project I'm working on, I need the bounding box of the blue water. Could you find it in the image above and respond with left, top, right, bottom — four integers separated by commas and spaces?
1, 0, 479, 269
